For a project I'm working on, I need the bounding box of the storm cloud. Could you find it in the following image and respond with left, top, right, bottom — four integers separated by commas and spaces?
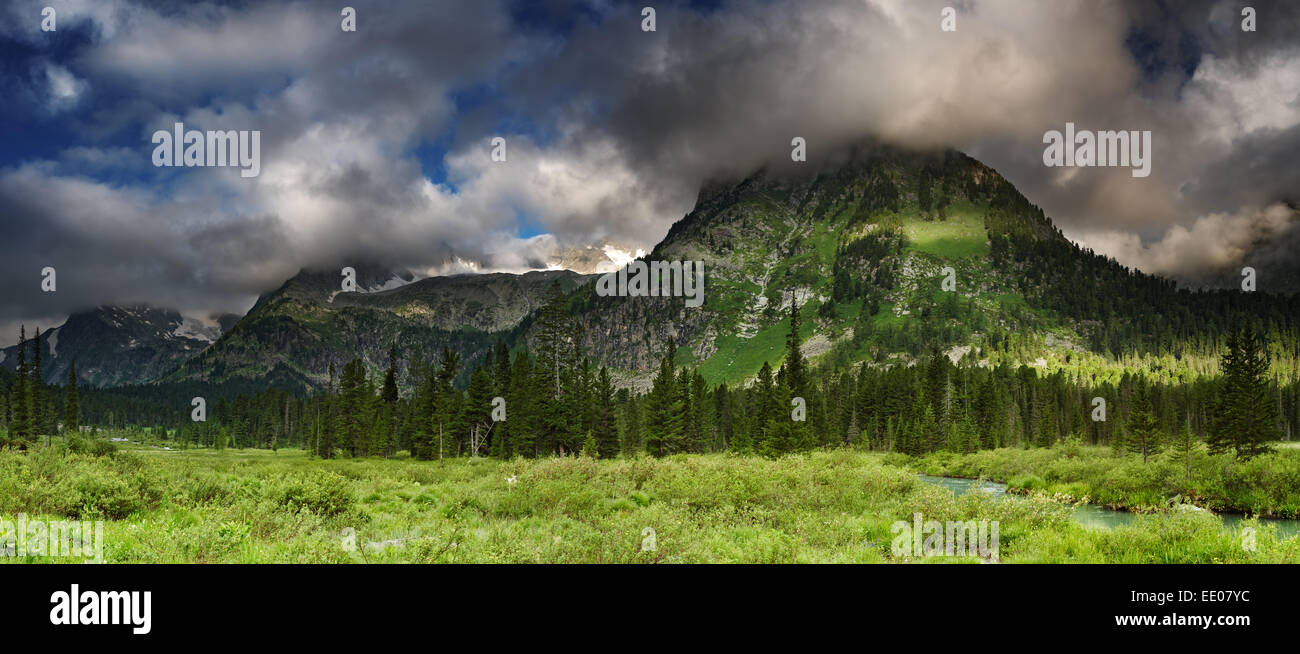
1, 0, 1297, 341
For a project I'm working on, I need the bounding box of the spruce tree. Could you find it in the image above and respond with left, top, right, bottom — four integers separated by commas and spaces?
1175, 418, 1197, 480
644, 349, 677, 457
781, 300, 807, 399
1125, 385, 1161, 464
12, 327, 30, 443
593, 366, 618, 458
504, 348, 537, 457
621, 393, 643, 456
64, 360, 80, 434
318, 362, 338, 458
462, 367, 495, 456
32, 327, 45, 443
492, 338, 511, 396
1209, 322, 1279, 458
373, 346, 400, 456
337, 358, 369, 456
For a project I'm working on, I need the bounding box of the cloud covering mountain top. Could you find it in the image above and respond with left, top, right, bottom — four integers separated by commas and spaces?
1, 0, 1297, 343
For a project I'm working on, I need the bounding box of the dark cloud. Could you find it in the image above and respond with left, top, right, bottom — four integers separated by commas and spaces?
2, 0, 1299, 344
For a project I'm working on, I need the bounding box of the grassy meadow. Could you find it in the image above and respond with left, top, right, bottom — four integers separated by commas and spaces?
2, 438, 1297, 563
911, 445, 1300, 517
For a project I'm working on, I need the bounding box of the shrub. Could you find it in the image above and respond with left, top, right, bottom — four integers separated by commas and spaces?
262, 472, 353, 517
1008, 474, 1046, 492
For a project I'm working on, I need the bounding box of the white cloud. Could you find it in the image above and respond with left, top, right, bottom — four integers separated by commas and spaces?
1071, 203, 1300, 284
43, 63, 88, 112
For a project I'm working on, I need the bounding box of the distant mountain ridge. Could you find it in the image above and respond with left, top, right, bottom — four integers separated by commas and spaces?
162, 266, 593, 393
0, 305, 225, 388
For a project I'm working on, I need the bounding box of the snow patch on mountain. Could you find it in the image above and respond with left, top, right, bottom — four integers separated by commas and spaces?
600, 245, 646, 273
172, 316, 221, 343
46, 327, 60, 357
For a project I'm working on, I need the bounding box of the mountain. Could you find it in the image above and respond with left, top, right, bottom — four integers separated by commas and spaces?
0, 306, 224, 388
27, 143, 1297, 395
547, 242, 642, 274
550, 145, 1032, 385
164, 266, 593, 392
543, 143, 1297, 389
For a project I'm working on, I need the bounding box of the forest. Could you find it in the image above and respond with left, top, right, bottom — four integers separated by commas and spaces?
2, 287, 1292, 467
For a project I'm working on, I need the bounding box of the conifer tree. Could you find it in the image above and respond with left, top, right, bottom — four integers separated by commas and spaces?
760, 382, 796, 458
64, 360, 80, 434
462, 367, 495, 456
712, 383, 732, 451
317, 362, 338, 458
1209, 322, 1279, 458
12, 327, 30, 443
337, 358, 369, 456
32, 327, 45, 442
503, 348, 537, 457
492, 338, 511, 396
1126, 385, 1161, 464
781, 300, 807, 399
621, 393, 643, 456
644, 349, 677, 457
593, 366, 618, 458
1175, 418, 1197, 480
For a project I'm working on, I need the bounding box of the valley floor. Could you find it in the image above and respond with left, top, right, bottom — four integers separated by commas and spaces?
2, 445, 1297, 563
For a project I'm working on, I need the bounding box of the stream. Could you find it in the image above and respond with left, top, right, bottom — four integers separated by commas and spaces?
918, 475, 1300, 539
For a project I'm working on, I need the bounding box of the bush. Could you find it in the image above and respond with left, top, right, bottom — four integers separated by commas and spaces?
262, 471, 353, 517
65, 435, 117, 457
1008, 474, 1046, 492
50, 468, 146, 519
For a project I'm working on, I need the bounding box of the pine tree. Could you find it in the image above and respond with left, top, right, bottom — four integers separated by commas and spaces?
462, 367, 495, 456
621, 394, 643, 456
1175, 418, 1197, 480
535, 281, 569, 401
317, 362, 338, 458
781, 299, 807, 399
1111, 420, 1127, 457
337, 359, 369, 456
12, 327, 30, 443
32, 327, 45, 443
712, 383, 732, 451
1126, 385, 1161, 464
433, 347, 461, 458
64, 360, 80, 434
368, 346, 399, 456
1209, 322, 1279, 458
593, 366, 618, 458
759, 381, 797, 458
681, 367, 702, 453
644, 349, 678, 457
913, 402, 938, 456
492, 338, 511, 396
503, 348, 537, 457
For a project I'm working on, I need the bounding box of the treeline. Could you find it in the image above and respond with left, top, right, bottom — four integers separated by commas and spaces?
4, 298, 1292, 462
982, 175, 1300, 365
0, 326, 79, 448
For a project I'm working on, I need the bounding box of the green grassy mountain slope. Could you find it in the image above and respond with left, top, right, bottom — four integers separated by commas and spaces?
556, 144, 1299, 389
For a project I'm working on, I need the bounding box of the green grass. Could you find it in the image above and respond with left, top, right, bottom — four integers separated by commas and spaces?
901, 203, 989, 259
697, 310, 814, 385
3, 443, 1298, 563
912, 445, 1300, 517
